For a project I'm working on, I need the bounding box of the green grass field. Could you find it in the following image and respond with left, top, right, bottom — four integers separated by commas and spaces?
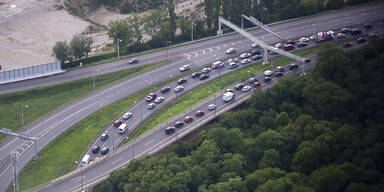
0, 61, 166, 142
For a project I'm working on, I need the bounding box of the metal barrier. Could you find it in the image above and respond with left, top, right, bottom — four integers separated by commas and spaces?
0, 61, 64, 84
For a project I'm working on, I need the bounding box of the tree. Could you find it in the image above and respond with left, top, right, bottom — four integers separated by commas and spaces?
69, 34, 93, 59
144, 9, 164, 39
245, 167, 286, 191
296, 0, 317, 16
168, 1, 177, 40
150, 180, 170, 192
108, 18, 134, 49
275, 111, 291, 128
178, 17, 192, 40
258, 149, 281, 169
309, 164, 348, 192
222, 153, 245, 176
52, 41, 69, 62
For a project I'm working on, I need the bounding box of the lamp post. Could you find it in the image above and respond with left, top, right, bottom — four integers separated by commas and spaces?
191, 22, 196, 41
92, 68, 99, 90
21, 104, 28, 129
166, 41, 172, 62
117, 39, 122, 59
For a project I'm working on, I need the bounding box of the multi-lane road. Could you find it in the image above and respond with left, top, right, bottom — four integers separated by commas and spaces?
1, 4, 384, 192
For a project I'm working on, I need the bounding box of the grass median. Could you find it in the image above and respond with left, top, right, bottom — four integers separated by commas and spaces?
0, 61, 166, 142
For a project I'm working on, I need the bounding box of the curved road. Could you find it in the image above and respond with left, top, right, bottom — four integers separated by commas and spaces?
0, 4, 384, 191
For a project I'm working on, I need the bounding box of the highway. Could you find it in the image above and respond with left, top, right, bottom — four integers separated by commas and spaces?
0, 4, 384, 192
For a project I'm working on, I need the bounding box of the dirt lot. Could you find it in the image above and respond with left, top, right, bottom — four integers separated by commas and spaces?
0, 0, 203, 71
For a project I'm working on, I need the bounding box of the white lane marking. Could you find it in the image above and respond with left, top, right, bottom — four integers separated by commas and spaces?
144, 139, 154, 146
224, 44, 228, 47
193, 52, 199, 57
111, 157, 122, 165
184, 54, 191, 60
207, 48, 213, 53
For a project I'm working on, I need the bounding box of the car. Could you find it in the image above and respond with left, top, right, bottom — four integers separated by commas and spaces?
101, 147, 109, 155
235, 83, 245, 90
226, 48, 236, 54
160, 86, 171, 93
289, 63, 299, 70
343, 42, 352, 48
100, 132, 108, 141
207, 104, 216, 111
356, 37, 366, 43
264, 70, 274, 77
146, 93, 157, 102
123, 112, 132, 120
251, 49, 262, 55
351, 28, 362, 35
336, 33, 346, 39
195, 110, 205, 117
264, 77, 272, 82
240, 53, 252, 59
299, 37, 309, 42
240, 59, 252, 64
201, 67, 211, 74
174, 121, 184, 128
179, 64, 190, 72
225, 89, 234, 93
285, 39, 296, 45
92, 146, 100, 153
252, 55, 263, 60
276, 66, 284, 72
252, 43, 259, 48
191, 71, 202, 78
114, 120, 122, 127
223, 91, 235, 102
154, 96, 165, 104
364, 23, 372, 29
274, 43, 283, 49
284, 44, 295, 51
228, 62, 239, 69
275, 71, 284, 77
212, 61, 224, 69
199, 74, 209, 80
297, 41, 308, 47
165, 126, 176, 134
128, 58, 138, 64
226, 58, 239, 63
184, 116, 194, 123
269, 47, 279, 55
118, 123, 128, 134
242, 85, 252, 92
147, 103, 157, 109
174, 85, 184, 93
368, 33, 378, 39
309, 34, 317, 41
254, 82, 261, 87
248, 77, 258, 84
341, 27, 352, 33
304, 58, 311, 63
177, 77, 187, 84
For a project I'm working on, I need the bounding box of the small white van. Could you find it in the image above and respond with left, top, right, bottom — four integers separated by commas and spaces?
118, 123, 128, 134
81, 154, 91, 167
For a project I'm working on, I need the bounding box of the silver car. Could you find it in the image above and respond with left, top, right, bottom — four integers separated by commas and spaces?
207, 104, 216, 111
241, 85, 252, 92
154, 97, 165, 104
147, 103, 157, 110
123, 112, 132, 120
174, 85, 184, 93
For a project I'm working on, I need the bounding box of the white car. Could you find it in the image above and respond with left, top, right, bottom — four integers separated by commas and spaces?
299, 37, 309, 42
226, 58, 239, 63
179, 64, 190, 72
240, 59, 252, 65
337, 33, 346, 38
225, 48, 236, 54
242, 85, 252, 92
212, 61, 224, 69
207, 104, 216, 111
274, 43, 283, 49
147, 103, 157, 110
201, 67, 211, 74
252, 43, 259, 48
240, 53, 251, 59
309, 35, 317, 40
154, 96, 165, 104
223, 91, 235, 102
123, 112, 132, 120
174, 85, 184, 93
264, 70, 274, 77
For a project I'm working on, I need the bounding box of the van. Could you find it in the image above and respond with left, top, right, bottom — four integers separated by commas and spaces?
118, 123, 128, 134
223, 91, 235, 102
212, 60, 224, 69
80, 154, 91, 167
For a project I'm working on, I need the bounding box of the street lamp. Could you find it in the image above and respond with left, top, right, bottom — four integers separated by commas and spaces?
191, 22, 196, 41
92, 68, 99, 90
166, 41, 172, 62
117, 39, 122, 59
21, 104, 28, 129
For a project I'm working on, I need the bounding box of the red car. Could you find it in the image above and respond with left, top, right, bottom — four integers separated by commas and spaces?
178, 78, 187, 84
343, 42, 352, 48
146, 93, 157, 102
254, 82, 261, 87
195, 110, 205, 117
184, 116, 194, 123
114, 120, 122, 127
283, 44, 295, 51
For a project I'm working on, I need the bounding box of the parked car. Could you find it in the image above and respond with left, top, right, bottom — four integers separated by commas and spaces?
264, 70, 274, 77
252, 55, 263, 60
297, 41, 308, 47
114, 120, 122, 127
207, 104, 216, 111
289, 63, 299, 70
336, 33, 346, 39
165, 126, 176, 134
356, 37, 366, 43
264, 77, 272, 82
201, 67, 211, 74
174, 121, 184, 128
101, 147, 109, 155
147, 103, 157, 109
160, 86, 171, 93
199, 74, 209, 80
369, 33, 378, 39
195, 110, 205, 117
285, 39, 296, 45
154, 96, 165, 104
254, 82, 261, 87
248, 77, 258, 84
274, 43, 283, 49
364, 23, 372, 29
299, 37, 309, 42
184, 116, 193, 123
179, 64, 190, 72
276, 66, 284, 72
284, 44, 295, 51
226, 58, 239, 63
275, 71, 284, 77
241, 59, 252, 64
100, 132, 108, 141
223, 91, 235, 102
341, 27, 352, 33
123, 112, 132, 120
235, 83, 245, 90
242, 85, 252, 92
228, 62, 239, 69
351, 28, 362, 35
212, 61, 224, 69
177, 77, 187, 84
146, 93, 157, 102
191, 72, 201, 78
92, 146, 100, 153
251, 49, 262, 55
343, 42, 352, 48
309, 34, 317, 40
226, 48, 236, 54
128, 58, 138, 64
174, 85, 184, 93
252, 43, 259, 48
240, 53, 252, 59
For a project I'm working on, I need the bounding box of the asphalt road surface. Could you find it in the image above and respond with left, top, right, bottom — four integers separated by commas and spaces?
1, 4, 384, 192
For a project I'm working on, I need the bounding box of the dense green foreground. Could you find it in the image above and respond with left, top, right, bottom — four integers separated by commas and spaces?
0, 61, 165, 142
95, 39, 384, 192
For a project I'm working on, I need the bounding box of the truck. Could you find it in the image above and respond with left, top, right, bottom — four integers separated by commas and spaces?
317, 31, 335, 42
